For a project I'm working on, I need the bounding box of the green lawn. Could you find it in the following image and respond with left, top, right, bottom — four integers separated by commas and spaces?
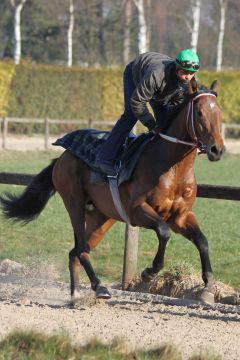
0, 150, 239, 289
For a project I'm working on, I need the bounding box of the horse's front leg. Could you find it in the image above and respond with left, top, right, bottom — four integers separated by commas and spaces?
141, 222, 171, 282
171, 211, 215, 304
131, 202, 171, 282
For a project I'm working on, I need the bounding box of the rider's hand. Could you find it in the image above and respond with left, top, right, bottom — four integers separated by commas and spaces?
145, 119, 156, 131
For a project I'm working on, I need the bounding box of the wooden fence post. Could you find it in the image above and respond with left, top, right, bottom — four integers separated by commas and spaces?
122, 225, 139, 290
44, 118, 49, 150
88, 119, 93, 128
221, 123, 226, 141
2, 117, 8, 149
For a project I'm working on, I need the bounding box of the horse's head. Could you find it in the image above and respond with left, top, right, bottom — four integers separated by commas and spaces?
188, 79, 225, 161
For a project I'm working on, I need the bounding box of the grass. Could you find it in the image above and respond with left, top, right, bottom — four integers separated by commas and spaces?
0, 331, 222, 360
0, 150, 240, 289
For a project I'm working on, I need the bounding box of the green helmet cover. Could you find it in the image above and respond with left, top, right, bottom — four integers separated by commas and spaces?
175, 49, 200, 72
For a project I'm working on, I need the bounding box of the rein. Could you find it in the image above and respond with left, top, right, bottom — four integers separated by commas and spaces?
156, 92, 217, 152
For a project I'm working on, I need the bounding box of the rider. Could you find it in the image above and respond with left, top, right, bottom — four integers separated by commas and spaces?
98, 49, 200, 176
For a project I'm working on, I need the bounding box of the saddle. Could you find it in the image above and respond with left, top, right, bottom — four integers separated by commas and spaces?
53, 129, 154, 185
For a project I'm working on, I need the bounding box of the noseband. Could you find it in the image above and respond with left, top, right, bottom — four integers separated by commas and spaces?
157, 92, 217, 152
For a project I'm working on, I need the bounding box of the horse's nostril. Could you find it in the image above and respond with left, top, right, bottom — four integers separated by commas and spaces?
209, 144, 224, 159
210, 145, 218, 155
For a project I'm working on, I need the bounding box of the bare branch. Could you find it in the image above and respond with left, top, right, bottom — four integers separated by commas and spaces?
167, 11, 193, 33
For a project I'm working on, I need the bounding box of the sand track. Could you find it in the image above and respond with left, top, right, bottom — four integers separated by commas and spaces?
0, 275, 239, 359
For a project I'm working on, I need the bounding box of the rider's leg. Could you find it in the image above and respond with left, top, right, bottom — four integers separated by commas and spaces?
98, 63, 137, 175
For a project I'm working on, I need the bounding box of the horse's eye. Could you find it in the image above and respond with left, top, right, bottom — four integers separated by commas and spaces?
197, 110, 202, 117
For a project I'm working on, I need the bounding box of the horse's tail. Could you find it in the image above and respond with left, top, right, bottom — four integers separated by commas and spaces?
0, 159, 57, 224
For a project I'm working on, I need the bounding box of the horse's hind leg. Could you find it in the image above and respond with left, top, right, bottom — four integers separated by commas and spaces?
53, 153, 113, 300
86, 209, 116, 251
69, 208, 115, 301
141, 221, 171, 282
85, 209, 116, 298
68, 205, 104, 300
69, 234, 83, 300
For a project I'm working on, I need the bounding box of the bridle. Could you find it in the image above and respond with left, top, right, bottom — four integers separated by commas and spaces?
155, 92, 217, 153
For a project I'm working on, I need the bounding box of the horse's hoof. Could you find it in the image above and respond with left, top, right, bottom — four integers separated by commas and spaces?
71, 290, 81, 302
96, 285, 111, 299
200, 289, 215, 305
141, 268, 156, 283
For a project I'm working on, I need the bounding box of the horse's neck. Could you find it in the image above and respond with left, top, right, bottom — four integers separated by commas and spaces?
160, 103, 197, 164
139, 104, 197, 183
166, 105, 190, 141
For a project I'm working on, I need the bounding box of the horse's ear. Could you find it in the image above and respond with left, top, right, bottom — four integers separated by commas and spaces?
210, 80, 218, 93
189, 77, 198, 94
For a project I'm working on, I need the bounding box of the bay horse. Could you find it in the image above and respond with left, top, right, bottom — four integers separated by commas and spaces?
0, 80, 225, 305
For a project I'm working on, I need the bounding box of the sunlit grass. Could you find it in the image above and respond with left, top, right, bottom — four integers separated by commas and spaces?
0, 331, 221, 360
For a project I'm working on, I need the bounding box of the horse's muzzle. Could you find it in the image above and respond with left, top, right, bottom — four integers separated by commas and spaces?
207, 143, 226, 161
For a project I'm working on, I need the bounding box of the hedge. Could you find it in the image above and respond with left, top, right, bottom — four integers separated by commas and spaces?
0, 61, 15, 117
1, 61, 240, 128
198, 71, 240, 123
6, 62, 123, 122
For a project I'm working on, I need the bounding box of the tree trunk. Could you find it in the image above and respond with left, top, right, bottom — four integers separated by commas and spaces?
13, 0, 27, 65
190, 0, 201, 52
145, 0, 151, 53
67, 0, 74, 67
216, 0, 228, 71
97, 0, 107, 63
123, 0, 132, 64
133, 0, 148, 54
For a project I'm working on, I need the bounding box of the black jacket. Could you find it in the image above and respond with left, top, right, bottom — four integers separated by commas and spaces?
131, 52, 191, 126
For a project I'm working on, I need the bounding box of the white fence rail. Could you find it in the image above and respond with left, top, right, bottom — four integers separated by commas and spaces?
221, 123, 240, 140
0, 117, 240, 150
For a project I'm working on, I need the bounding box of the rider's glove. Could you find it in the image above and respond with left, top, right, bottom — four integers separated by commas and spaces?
144, 118, 156, 131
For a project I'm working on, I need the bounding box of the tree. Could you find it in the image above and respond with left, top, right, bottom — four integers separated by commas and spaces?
216, 0, 228, 71
0, 0, 239, 69
190, 0, 201, 52
133, 0, 148, 54
67, 0, 74, 67
156, 0, 202, 55
0, 1, 12, 58
10, 0, 27, 64
21, 0, 67, 64
145, 0, 152, 51
123, 0, 132, 64
96, 0, 107, 63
